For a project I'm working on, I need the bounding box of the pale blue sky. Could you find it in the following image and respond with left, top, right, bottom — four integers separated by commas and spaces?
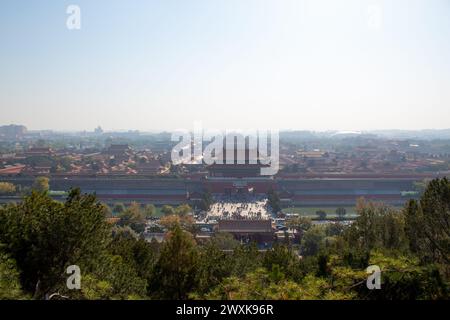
1, 0, 450, 131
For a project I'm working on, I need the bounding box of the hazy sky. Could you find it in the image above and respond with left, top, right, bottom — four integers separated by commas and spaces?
1, 0, 450, 132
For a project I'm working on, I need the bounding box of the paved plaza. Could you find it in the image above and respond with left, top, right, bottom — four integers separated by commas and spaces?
206, 194, 272, 221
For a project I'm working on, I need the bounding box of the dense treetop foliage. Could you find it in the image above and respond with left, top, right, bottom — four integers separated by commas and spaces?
0, 179, 449, 299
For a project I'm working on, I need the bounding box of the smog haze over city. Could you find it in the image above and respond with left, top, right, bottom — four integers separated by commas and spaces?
1, 0, 450, 132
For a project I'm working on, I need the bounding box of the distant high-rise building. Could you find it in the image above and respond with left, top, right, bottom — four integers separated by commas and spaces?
0, 124, 27, 139
94, 126, 103, 135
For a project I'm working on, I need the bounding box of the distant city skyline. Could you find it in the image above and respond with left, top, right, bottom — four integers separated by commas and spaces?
1, 0, 450, 131
5, 123, 450, 140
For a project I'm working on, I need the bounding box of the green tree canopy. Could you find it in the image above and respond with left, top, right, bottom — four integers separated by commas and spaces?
316, 210, 327, 220
175, 204, 192, 216
144, 204, 156, 218
405, 178, 450, 265
161, 205, 175, 216
113, 203, 125, 214
0, 189, 111, 298
117, 202, 146, 234
148, 224, 199, 299
300, 225, 326, 257
0, 182, 16, 195
0, 245, 26, 299
32, 176, 49, 192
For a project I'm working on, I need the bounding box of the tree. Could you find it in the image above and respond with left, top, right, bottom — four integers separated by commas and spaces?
175, 204, 192, 216
300, 226, 326, 257
202, 268, 353, 300
101, 203, 112, 217
159, 214, 194, 232
148, 225, 199, 299
201, 268, 288, 300
344, 199, 407, 251
194, 241, 233, 296
0, 182, 16, 195
86, 254, 147, 299
161, 205, 175, 216
0, 246, 26, 299
229, 243, 263, 277
58, 156, 73, 171
413, 179, 430, 195
144, 204, 156, 218
262, 244, 302, 281
285, 216, 312, 236
267, 189, 281, 213
361, 250, 449, 300
198, 190, 213, 211
335, 207, 347, 220
32, 176, 49, 192
0, 189, 111, 298
316, 210, 327, 220
113, 203, 125, 215
325, 223, 345, 237
405, 178, 450, 265
286, 217, 312, 233
117, 202, 146, 234
211, 233, 240, 251
109, 227, 158, 296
